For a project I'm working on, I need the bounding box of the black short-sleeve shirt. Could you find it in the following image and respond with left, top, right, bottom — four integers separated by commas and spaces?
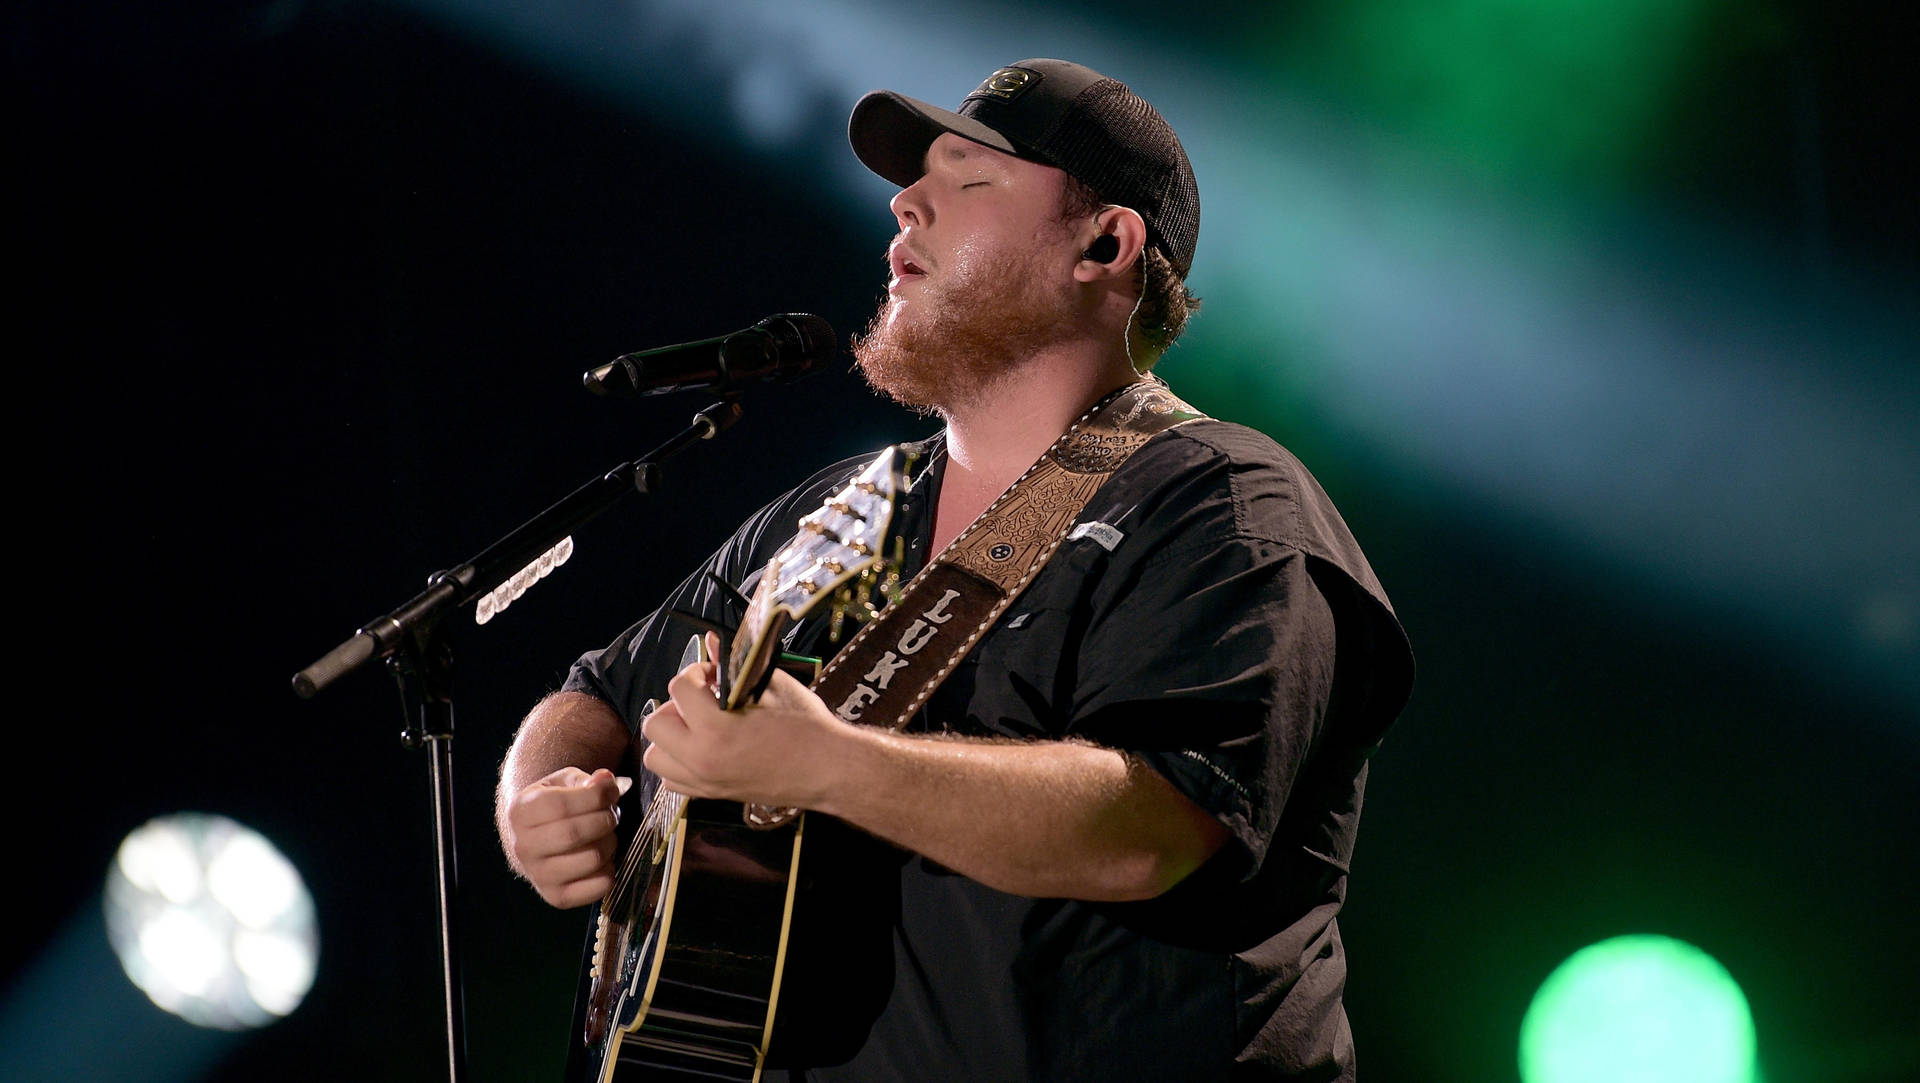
565, 418, 1413, 1081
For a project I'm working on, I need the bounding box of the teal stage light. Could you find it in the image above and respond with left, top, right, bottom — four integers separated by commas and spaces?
1520, 934, 1756, 1083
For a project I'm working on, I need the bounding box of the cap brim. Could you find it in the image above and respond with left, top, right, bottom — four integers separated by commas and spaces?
848, 91, 1023, 187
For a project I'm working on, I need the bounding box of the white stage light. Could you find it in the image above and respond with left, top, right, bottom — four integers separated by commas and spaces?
105, 813, 320, 1030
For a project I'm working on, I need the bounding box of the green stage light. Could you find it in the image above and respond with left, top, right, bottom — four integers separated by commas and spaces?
1520, 935, 1756, 1083
1271, 0, 1713, 185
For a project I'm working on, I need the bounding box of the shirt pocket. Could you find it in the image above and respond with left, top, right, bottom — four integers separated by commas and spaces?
930, 601, 1080, 740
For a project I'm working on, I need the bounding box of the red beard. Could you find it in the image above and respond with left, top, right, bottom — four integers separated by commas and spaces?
852, 239, 1081, 416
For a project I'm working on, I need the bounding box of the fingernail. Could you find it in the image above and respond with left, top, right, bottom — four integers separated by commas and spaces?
615, 776, 634, 796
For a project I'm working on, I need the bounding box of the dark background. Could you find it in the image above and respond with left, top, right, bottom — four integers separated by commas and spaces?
10, 2, 1916, 1080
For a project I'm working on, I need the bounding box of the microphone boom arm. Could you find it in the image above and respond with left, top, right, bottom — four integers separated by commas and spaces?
291, 397, 744, 697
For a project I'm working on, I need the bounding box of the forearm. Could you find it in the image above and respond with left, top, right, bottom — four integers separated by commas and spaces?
496, 691, 631, 876
816, 726, 1227, 902
645, 665, 1228, 902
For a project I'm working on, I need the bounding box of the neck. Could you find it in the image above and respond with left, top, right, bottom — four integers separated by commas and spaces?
936, 346, 1140, 517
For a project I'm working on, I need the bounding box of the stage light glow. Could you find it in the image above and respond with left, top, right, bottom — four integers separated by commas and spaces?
1270, 0, 1714, 183
234, 929, 319, 1016
732, 57, 810, 146
105, 813, 320, 1030
207, 830, 301, 929
1520, 935, 1756, 1083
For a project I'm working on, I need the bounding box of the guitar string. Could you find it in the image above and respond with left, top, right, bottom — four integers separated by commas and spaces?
610, 784, 675, 907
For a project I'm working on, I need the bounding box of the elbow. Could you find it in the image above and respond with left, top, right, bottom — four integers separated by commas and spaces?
1096, 829, 1229, 902
1096, 755, 1233, 900
1122, 790, 1234, 901
1102, 852, 1188, 902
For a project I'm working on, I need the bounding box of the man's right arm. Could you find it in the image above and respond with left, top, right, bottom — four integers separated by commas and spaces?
496, 691, 634, 908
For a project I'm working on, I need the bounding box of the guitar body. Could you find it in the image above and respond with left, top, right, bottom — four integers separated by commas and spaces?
569, 447, 911, 1081
585, 799, 805, 1082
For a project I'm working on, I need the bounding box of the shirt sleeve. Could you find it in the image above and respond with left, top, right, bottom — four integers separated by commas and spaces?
1065, 464, 1339, 877
561, 517, 769, 732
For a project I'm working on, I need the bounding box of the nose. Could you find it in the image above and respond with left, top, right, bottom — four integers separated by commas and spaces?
890, 178, 928, 230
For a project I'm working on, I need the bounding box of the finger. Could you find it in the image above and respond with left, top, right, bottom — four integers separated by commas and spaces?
561, 823, 620, 868
640, 740, 672, 781
525, 854, 608, 896
543, 870, 615, 910
533, 765, 593, 788
666, 664, 697, 706
515, 769, 621, 826
640, 701, 691, 749
527, 766, 617, 805
641, 742, 703, 796
525, 836, 616, 884
516, 810, 618, 860
579, 767, 620, 800
666, 667, 723, 724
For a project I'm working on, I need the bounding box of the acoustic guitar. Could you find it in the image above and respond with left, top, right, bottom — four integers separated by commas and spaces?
573, 446, 909, 1082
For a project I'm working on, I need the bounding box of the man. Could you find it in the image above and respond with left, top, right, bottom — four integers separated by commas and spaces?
497, 59, 1413, 1080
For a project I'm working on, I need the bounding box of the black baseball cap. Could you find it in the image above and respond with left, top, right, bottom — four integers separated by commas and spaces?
848, 58, 1200, 279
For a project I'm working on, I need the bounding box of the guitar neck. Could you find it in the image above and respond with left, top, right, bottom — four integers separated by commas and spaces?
717, 610, 792, 710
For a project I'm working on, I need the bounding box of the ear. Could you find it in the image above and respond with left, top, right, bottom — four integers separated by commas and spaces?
1073, 206, 1149, 283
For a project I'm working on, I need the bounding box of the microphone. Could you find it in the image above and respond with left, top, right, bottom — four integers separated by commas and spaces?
582, 313, 837, 397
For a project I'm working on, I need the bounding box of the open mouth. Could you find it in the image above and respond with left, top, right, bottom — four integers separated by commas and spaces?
888, 242, 928, 287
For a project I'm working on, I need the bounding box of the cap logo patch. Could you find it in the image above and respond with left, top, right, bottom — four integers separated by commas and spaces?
966, 66, 1039, 104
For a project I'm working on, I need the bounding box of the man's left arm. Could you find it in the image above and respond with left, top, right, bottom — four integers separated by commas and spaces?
641, 655, 1228, 902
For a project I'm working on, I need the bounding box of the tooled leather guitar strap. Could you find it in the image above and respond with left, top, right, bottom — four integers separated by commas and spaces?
812, 377, 1205, 733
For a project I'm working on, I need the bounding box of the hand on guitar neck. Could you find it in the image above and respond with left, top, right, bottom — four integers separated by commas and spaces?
641, 632, 852, 812
497, 444, 909, 922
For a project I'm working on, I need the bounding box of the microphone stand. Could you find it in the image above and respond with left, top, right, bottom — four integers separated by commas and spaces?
291, 398, 745, 1083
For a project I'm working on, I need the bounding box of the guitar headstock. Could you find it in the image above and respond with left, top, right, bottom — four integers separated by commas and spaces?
717, 445, 911, 709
